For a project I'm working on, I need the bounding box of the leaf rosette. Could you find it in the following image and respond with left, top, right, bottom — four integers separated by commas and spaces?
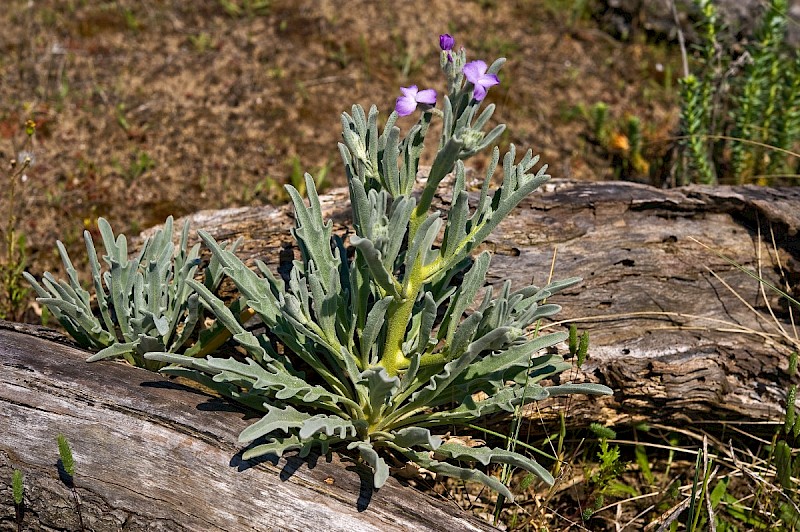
132, 37, 614, 497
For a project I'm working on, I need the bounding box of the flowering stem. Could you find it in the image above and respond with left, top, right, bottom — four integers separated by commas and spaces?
379, 264, 425, 376
408, 137, 462, 240
379, 253, 457, 376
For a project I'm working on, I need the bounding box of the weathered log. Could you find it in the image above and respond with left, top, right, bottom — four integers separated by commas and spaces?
147, 179, 800, 428
595, 0, 800, 47
5, 179, 798, 529
0, 321, 496, 532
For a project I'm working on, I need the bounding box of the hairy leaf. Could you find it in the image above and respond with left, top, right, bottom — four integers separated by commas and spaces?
408, 327, 513, 409
435, 443, 554, 485
351, 236, 402, 298
396, 447, 514, 500
545, 383, 614, 397
392, 427, 442, 450
239, 404, 313, 443
298, 414, 357, 440
424, 383, 550, 424
360, 296, 393, 363
242, 434, 335, 461
348, 441, 390, 488
358, 367, 401, 421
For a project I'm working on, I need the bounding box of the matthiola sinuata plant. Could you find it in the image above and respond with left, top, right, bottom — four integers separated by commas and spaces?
25, 217, 235, 369
145, 35, 612, 497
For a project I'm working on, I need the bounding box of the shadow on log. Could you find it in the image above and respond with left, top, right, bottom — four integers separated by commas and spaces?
147, 179, 800, 428
0, 322, 495, 531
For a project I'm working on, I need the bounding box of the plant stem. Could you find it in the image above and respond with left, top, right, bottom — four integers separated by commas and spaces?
380, 275, 422, 376
192, 307, 256, 358
2, 157, 30, 320
4, 161, 22, 267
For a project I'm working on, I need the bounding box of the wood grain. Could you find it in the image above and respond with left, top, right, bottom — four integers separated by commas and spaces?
0, 323, 496, 531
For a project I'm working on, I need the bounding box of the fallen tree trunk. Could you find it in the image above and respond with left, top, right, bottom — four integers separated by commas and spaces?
5, 180, 798, 529
0, 321, 496, 531
149, 179, 800, 428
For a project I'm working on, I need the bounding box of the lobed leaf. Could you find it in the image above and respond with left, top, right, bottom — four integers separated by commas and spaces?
455, 331, 569, 389
242, 434, 335, 461
348, 441, 390, 488
424, 383, 550, 425
395, 447, 514, 500
441, 251, 491, 345
434, 442, 554, 485
298, 414, 358, 440
391, 427, 442, 450
407, 327, 513, 410
239, 404, 313, 444
358, 367, 400, 421
204, 356, 350, 408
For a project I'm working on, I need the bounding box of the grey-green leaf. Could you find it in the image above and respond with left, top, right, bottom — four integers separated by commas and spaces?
298, 414, 357, 440
435, 443, 554, 485
239, 404, 313, 444
392, 427, 442, 450
348, 441, 390, 488
545, 383, 614, 397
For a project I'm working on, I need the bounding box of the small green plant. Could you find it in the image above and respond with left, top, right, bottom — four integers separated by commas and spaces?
145, 35, 611, 499
25, 217, 226, 369
218, 0, 270, 17
12, 468, 24, 505
586, 106, 651, 181
582, 424, 626, 521
679, 74, 716, 184
12, 468, 24, 528
677, 0, 800, 184
122, 8, 140, 32
0, 120, 35, 321
624, 116, 648, 175
590, 102, 610, 145
57, 434, 75, 479
115, 103, 130, 133
56, 434, 84, 530
568, 322, 590, 367
189, 32, 215, 53
126, 150, 156, 182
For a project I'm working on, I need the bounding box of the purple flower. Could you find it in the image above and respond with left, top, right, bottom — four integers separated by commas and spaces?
439, 34, 454, 51
395, 85, 437, 116
462, 60, 500, 102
